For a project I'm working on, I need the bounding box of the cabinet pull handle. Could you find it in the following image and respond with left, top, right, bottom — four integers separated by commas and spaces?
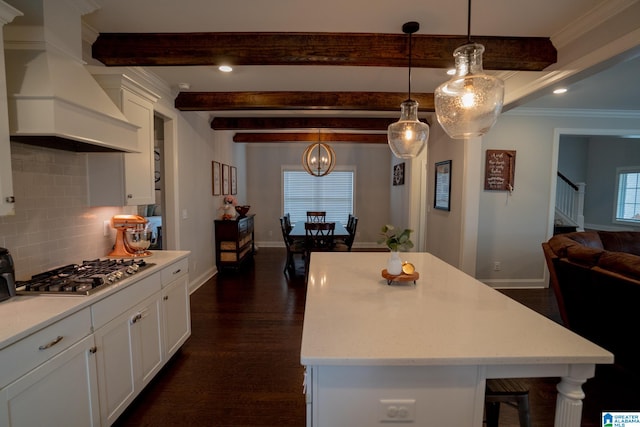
5, 196, 15, 203
127, 194, 133, 199
130, 313, 142, 324
39, 335, 63, 350
163, 295, 169, 301
172, 268, 182, 275
89, 346, 97, 354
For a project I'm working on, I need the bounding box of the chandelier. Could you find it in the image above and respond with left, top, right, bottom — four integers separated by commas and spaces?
302, 132, 336, 177
387, 21, 429, 159
434, 0, 504, 139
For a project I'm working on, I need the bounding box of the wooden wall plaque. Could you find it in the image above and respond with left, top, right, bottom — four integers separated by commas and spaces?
484, 150, 516, 191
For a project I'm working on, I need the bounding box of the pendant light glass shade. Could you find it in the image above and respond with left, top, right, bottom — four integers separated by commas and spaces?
434, 43, 504, 139
387, 21, 429, 159
387, 100, 429, 158
302, 140, 336, 177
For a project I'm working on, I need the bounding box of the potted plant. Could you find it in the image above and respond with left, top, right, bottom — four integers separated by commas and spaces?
378, 224, 414, 252
378, 225, 413, 275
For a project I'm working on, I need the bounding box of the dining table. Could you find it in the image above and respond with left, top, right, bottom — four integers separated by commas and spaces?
289, 221, 350, 238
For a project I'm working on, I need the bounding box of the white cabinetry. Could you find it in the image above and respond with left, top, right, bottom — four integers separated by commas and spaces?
93, 272, 164, 425
0, 2, 22, 216
0, 308, 100, 427
161, 258, 191, 357
88, 74, 159, 206
0, 254, 191, 427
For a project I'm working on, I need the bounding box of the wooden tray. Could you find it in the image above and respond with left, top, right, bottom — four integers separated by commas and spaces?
381, 269, 419, 285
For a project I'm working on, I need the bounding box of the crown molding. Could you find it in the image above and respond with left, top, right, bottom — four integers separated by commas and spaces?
505, 108, 640, 119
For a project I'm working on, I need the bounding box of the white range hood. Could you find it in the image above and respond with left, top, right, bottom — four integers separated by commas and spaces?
3, 0, 139, 152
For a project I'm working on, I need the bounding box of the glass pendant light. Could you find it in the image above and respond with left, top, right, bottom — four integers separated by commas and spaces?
387, 21, 429, 159
302, 131, 336, 177
434, 0, 504, 139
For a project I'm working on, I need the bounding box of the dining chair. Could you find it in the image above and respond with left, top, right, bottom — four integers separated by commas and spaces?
306, 211, 326, 223
346, 214, 355, 232
280, 217, 305, 274
304, 222, 335, 281
284, 213, 292, 233
335, 216, 358, 252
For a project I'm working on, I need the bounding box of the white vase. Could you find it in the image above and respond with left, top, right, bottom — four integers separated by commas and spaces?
387, 251, 403, 275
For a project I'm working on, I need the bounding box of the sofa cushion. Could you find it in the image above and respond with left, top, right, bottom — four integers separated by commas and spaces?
598, 251, 640, 279
548, 231, 603, 257
566, 245, 604, 266
598, 231, 640, 256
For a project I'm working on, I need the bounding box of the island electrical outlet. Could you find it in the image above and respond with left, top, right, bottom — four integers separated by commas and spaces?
378, 399, 415, 423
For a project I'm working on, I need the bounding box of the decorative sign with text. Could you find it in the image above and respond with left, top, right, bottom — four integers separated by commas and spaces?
484, 149, 516, 191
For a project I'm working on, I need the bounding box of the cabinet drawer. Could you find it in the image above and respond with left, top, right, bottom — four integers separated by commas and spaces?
0, 307, 92, 388
220, 241, 236, 250
92, 273, 160, 329
220, 252, 238, 262
161, 258, 188, 286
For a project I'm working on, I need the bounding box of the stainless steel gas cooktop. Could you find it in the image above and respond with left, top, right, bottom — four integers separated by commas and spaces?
16, 258, 154, 296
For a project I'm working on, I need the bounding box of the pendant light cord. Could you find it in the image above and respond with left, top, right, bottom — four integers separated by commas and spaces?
467, 0, 472, 43
407, 31, 413, 101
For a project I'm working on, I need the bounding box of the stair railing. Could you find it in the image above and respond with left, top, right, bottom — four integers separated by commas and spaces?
556, 172, 585, 230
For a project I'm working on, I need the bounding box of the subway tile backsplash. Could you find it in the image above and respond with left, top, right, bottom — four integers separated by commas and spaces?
0, 143, 133, 280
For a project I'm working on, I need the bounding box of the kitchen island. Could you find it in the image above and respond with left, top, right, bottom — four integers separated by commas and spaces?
301, 252, 613, 426
0, 250, 191, 426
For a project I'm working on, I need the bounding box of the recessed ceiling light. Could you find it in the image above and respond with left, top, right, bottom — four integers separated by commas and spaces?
553, 88, 568, 94
218, 65, 233, 73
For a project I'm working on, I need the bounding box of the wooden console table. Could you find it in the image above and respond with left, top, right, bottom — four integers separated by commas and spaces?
214, 214, 255, 270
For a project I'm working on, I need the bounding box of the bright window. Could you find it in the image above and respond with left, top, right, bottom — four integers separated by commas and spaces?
615, 167, 640, 224
283, 170, 354, 224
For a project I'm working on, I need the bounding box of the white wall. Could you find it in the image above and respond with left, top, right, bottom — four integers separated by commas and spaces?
245, 142, 391, 247
173, 121, 242, 289
424, 124, 467, 267
476, 111, 640, 288
585, 136, 640, 229
558, 135, 589, 183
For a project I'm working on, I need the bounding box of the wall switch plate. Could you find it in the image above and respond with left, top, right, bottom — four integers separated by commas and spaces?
378, 399, 415, 423
493, 261, 501, 271
103, 220, 110, 237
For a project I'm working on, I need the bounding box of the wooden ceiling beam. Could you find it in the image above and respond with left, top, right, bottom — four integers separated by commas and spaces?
232, 132, 388, 143
176, 91, 435, 112
93, 32, 556, 71
212, 117, 401, 130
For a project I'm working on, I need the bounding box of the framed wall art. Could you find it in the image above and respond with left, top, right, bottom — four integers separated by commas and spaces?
393, 162, 405, 186
484, 149, 516, 191
231, 166, 237, 195
212, 161, 221, 196
222, 163, 230, 195
434, 160, 451, 211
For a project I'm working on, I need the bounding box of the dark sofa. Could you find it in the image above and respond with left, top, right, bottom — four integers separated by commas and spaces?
542, 231, 640, 373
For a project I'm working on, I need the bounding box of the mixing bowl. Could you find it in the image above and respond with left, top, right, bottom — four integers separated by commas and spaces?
125, 228, 153, 256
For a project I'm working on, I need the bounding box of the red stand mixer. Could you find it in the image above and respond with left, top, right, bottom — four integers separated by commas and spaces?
109, 215, 153, 257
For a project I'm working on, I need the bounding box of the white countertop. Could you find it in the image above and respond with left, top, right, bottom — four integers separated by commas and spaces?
300, 252, 613, 366
0, 250, 190, 350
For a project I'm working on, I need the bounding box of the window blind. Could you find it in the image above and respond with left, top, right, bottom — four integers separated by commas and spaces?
283, 170, 354, 224
616, 170, 640, 222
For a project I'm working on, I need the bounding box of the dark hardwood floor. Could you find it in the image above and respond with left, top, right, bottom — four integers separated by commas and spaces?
114, 248, 639, 427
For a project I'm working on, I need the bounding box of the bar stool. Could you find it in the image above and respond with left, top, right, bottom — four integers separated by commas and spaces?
485, 378, 532, 427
